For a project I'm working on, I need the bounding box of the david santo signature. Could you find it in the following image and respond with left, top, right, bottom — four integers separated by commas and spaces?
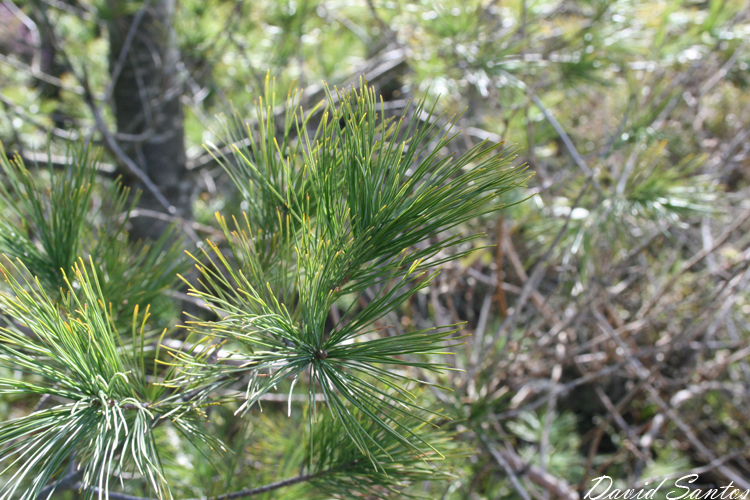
584, 475, 750, 500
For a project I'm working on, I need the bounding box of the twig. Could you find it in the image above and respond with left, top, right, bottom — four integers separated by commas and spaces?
103, 1, 151, 107
0, 53, 84, 95
72, 463, 349, 500
126, 208, 223, 238
576, 350, 657, 490
502, 227, 558, 323
41, 0, 95, 20
539, 363, 562, 489
18, 149, 116, 175
634, 444, 750, 488
83, 87, 178, 216
595, 310, 750, 490
35, 469, 83, 499
495, 361, 628, 420
484, 436, 580, 500
0, 91, 83, 142
698, 42, 747, 98
365, 0, 398, 45
495, 217, 509, 316
528, 93, 604, 196
636, 206, 750, 320
484, 439, 533, 500
599, 92, 635, 159
478, 178, 592, 374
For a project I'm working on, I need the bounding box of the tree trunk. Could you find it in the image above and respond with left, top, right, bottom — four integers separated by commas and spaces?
108, 0, 191, 241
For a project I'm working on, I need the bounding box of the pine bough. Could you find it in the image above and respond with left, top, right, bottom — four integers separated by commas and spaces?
0, 81, 529, 499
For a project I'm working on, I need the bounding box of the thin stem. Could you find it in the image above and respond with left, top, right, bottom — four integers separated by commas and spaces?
35, 468, 82, 500
72, 464, 343, 500
528, 93, 605, 196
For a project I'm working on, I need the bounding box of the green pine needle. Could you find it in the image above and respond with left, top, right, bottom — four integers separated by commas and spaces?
179, 79, 530, 467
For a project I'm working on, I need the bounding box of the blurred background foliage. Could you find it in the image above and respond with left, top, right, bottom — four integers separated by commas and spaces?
1, 0, 750, 498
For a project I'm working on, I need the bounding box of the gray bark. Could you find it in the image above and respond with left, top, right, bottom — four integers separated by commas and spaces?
108, 0, 191, 240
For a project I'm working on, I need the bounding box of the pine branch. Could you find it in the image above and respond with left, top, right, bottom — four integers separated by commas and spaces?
172, 79, 529, 473
0, 141, 189, 325
0, 258, 213, 500
4, 78, 524, 499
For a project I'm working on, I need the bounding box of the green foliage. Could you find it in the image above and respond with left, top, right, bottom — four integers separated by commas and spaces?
2, 0, 749, 497
0, 257, 225, 500
0, 143, 97, 293
0, 143, 187, 326
179, 80, 528, 471
307, 407, 455, 498
0, 81, 526, 499
0, 259, 167, 500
